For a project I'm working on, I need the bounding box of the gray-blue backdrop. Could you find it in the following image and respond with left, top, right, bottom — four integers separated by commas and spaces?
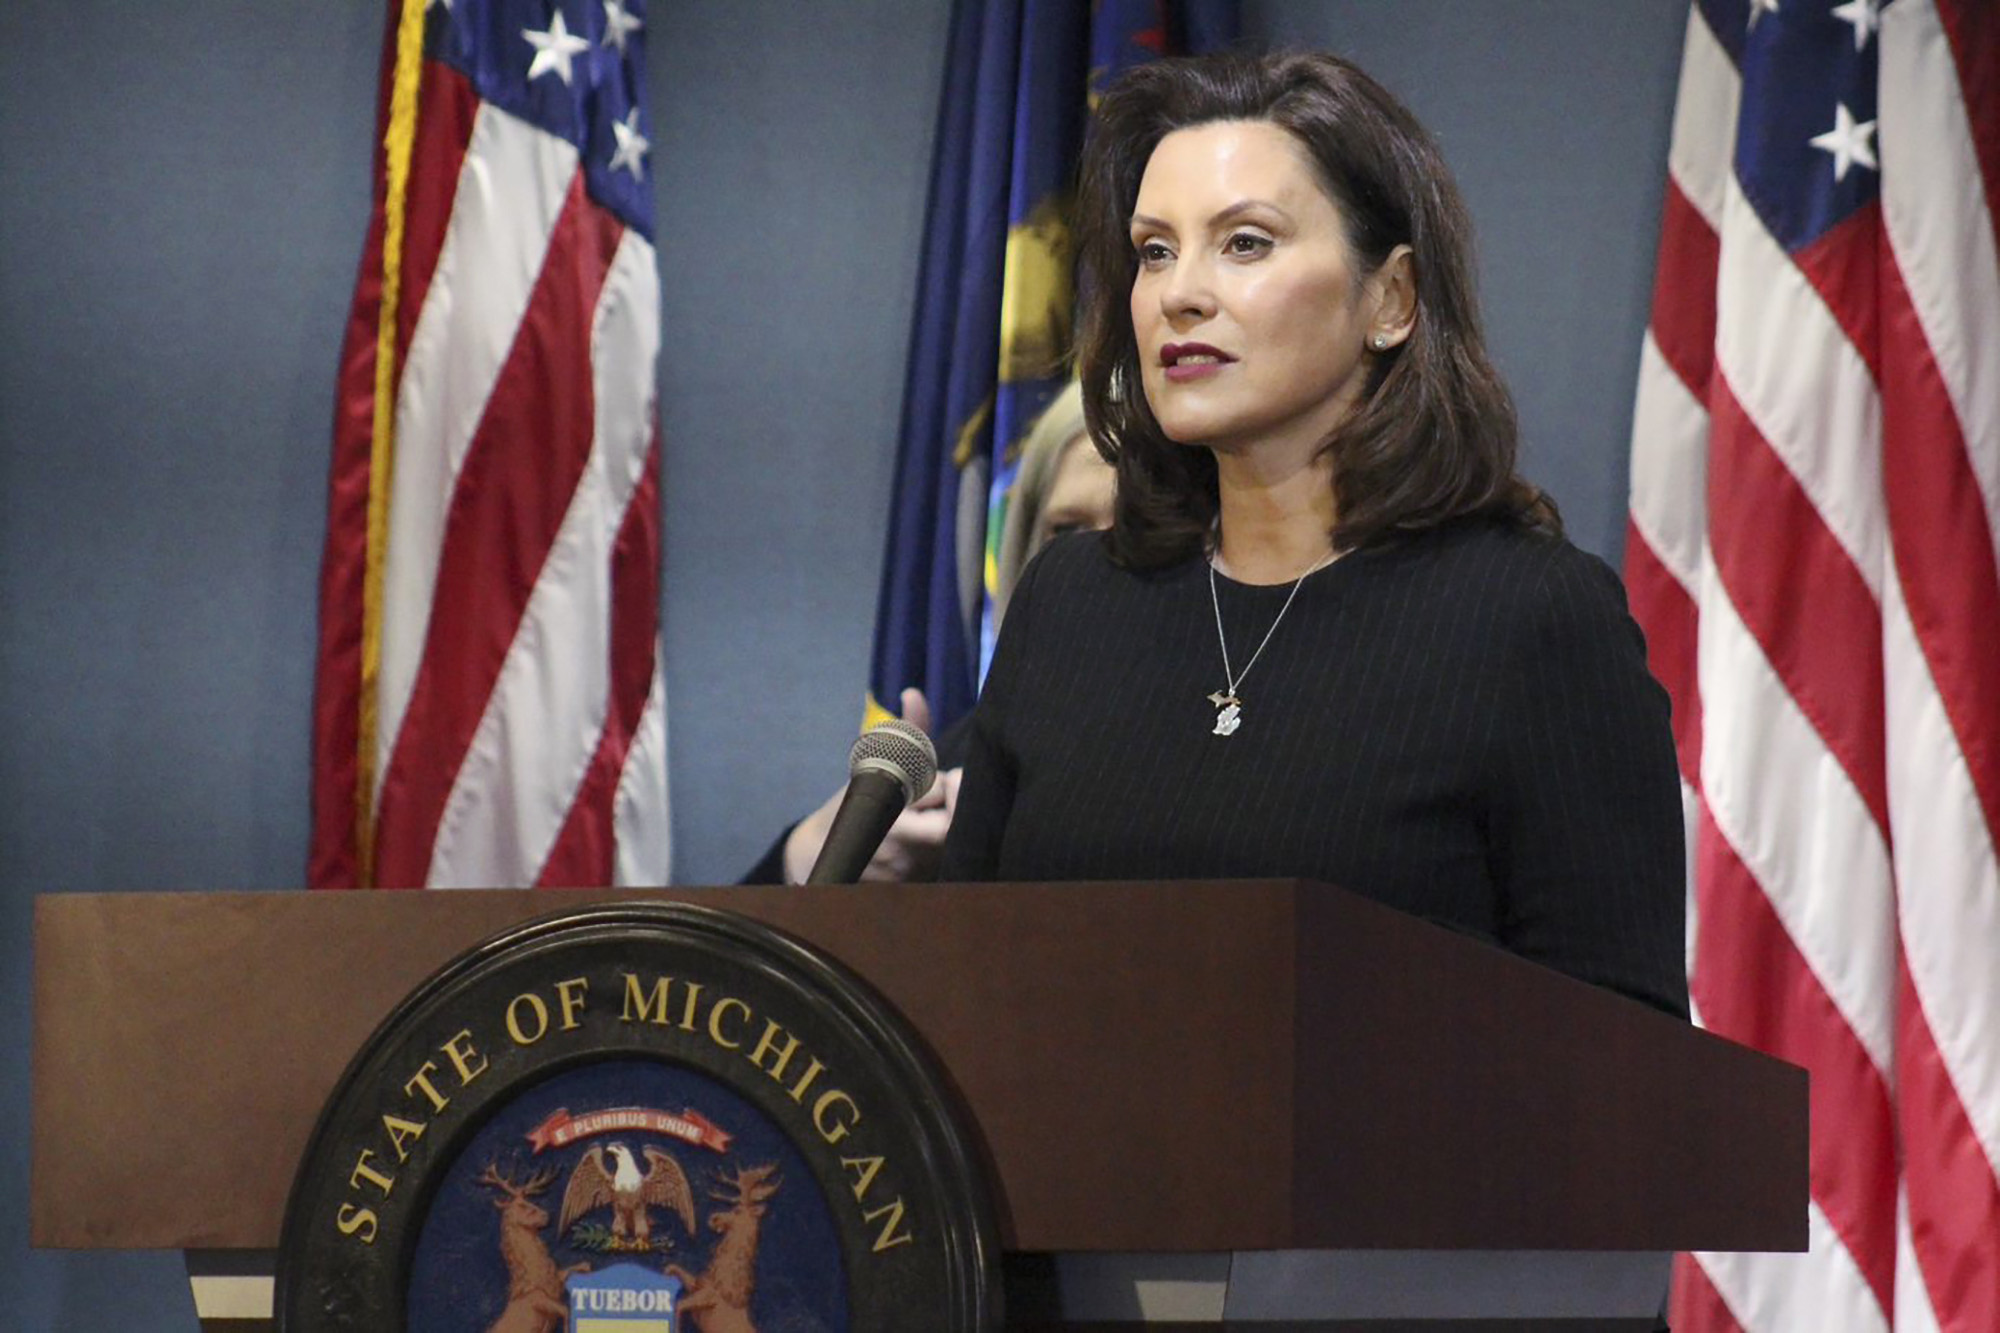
0, 1, 1686, 1325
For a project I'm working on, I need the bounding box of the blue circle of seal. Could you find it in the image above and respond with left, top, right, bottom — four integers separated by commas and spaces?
407, 1057, 847, 1332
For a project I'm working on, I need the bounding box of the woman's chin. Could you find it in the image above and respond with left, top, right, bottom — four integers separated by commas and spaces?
1148, 405, 1231, 448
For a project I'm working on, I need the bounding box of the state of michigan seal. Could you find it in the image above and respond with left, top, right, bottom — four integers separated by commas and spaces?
276, 902, 1001, 1331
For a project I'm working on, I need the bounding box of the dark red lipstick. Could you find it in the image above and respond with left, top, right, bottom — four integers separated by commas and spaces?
1160, 341, 1234, 383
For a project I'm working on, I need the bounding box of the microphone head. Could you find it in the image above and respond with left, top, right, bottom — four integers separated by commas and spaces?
847, 717, 938, 805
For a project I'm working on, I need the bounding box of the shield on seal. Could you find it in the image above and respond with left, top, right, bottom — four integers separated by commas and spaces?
568, 1262, 681, 1332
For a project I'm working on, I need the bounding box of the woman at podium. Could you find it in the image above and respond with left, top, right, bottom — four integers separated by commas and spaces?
941, 50, 1687, 1020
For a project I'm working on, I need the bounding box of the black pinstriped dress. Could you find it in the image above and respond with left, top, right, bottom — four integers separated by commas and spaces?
941, 519, 1689, 1018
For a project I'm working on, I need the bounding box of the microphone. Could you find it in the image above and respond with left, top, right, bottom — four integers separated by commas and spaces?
805, 718, 939, 885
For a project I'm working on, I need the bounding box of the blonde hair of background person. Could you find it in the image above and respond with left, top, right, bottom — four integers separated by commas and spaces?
994, 379, 1115, 623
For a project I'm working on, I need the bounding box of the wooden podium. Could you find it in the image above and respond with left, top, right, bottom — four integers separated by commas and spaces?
31, 881, 1805, 1329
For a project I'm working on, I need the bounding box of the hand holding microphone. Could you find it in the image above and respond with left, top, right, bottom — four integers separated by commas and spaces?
800, 694, 946, 885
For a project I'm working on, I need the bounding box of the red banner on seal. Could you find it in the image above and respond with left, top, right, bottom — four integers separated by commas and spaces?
526, 1106, 732, 1155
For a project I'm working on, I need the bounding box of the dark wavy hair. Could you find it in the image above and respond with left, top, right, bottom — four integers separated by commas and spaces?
1075, 51, 1559, 568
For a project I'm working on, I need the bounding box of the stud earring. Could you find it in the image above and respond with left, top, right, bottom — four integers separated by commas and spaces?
1370, 333, 1390, 351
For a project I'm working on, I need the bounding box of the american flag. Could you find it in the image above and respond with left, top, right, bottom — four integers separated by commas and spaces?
310, 0, 670, 890
1625, 0, 1998, 1327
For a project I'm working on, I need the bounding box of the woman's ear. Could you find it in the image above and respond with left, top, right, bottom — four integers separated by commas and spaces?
1366, 243, 1417, 350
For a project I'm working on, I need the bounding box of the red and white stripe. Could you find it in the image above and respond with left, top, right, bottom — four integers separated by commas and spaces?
1628, 3, 1999, 1329
312, 43, 670, 890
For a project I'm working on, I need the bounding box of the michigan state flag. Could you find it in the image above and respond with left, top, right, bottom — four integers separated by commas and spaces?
866, 0, 1236, 733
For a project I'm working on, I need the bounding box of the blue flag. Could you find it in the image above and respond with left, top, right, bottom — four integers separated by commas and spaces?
866, 0, 1237, 733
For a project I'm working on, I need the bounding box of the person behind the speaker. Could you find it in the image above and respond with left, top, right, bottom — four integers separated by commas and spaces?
746, 381, 1116, 885
940, 51, 1687, 1017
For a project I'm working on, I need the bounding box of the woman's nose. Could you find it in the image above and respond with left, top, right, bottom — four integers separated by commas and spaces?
1159, 254, 1217, 323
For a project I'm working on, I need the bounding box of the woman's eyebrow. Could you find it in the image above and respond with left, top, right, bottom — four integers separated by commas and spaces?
1209, 198, 1289, 227
1129, 198, 1291, 232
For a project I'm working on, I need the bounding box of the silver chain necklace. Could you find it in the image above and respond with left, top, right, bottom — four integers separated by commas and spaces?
1206, 547, 1336, 736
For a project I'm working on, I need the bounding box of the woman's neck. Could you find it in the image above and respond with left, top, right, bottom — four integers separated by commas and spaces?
1210, 442, 1339, 584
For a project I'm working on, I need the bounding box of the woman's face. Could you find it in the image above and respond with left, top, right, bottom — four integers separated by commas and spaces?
1029, 434, 1117, 554
1128, 119, 1378, 456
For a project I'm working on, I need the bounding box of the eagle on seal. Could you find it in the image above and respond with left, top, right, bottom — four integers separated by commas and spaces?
558, 1142, 695, 1248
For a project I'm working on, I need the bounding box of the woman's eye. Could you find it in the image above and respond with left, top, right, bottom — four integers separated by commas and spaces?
1224, 231, 1273, 258
1135, 239, 1174, 266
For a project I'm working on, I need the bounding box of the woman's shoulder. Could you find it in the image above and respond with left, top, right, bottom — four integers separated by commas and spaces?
996, 530, 1195, 659
990, 531, 1109, 646
1346, 520, 1635, 663
982, 531, 1145, 700
1026, 528, 1114, 576
1379, 517, 1624, 611
1014, 529, 1173, 601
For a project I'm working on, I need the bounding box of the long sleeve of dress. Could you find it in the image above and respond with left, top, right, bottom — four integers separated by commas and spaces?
1485, 548, 1689, 1017
939, 544, 1047, 882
